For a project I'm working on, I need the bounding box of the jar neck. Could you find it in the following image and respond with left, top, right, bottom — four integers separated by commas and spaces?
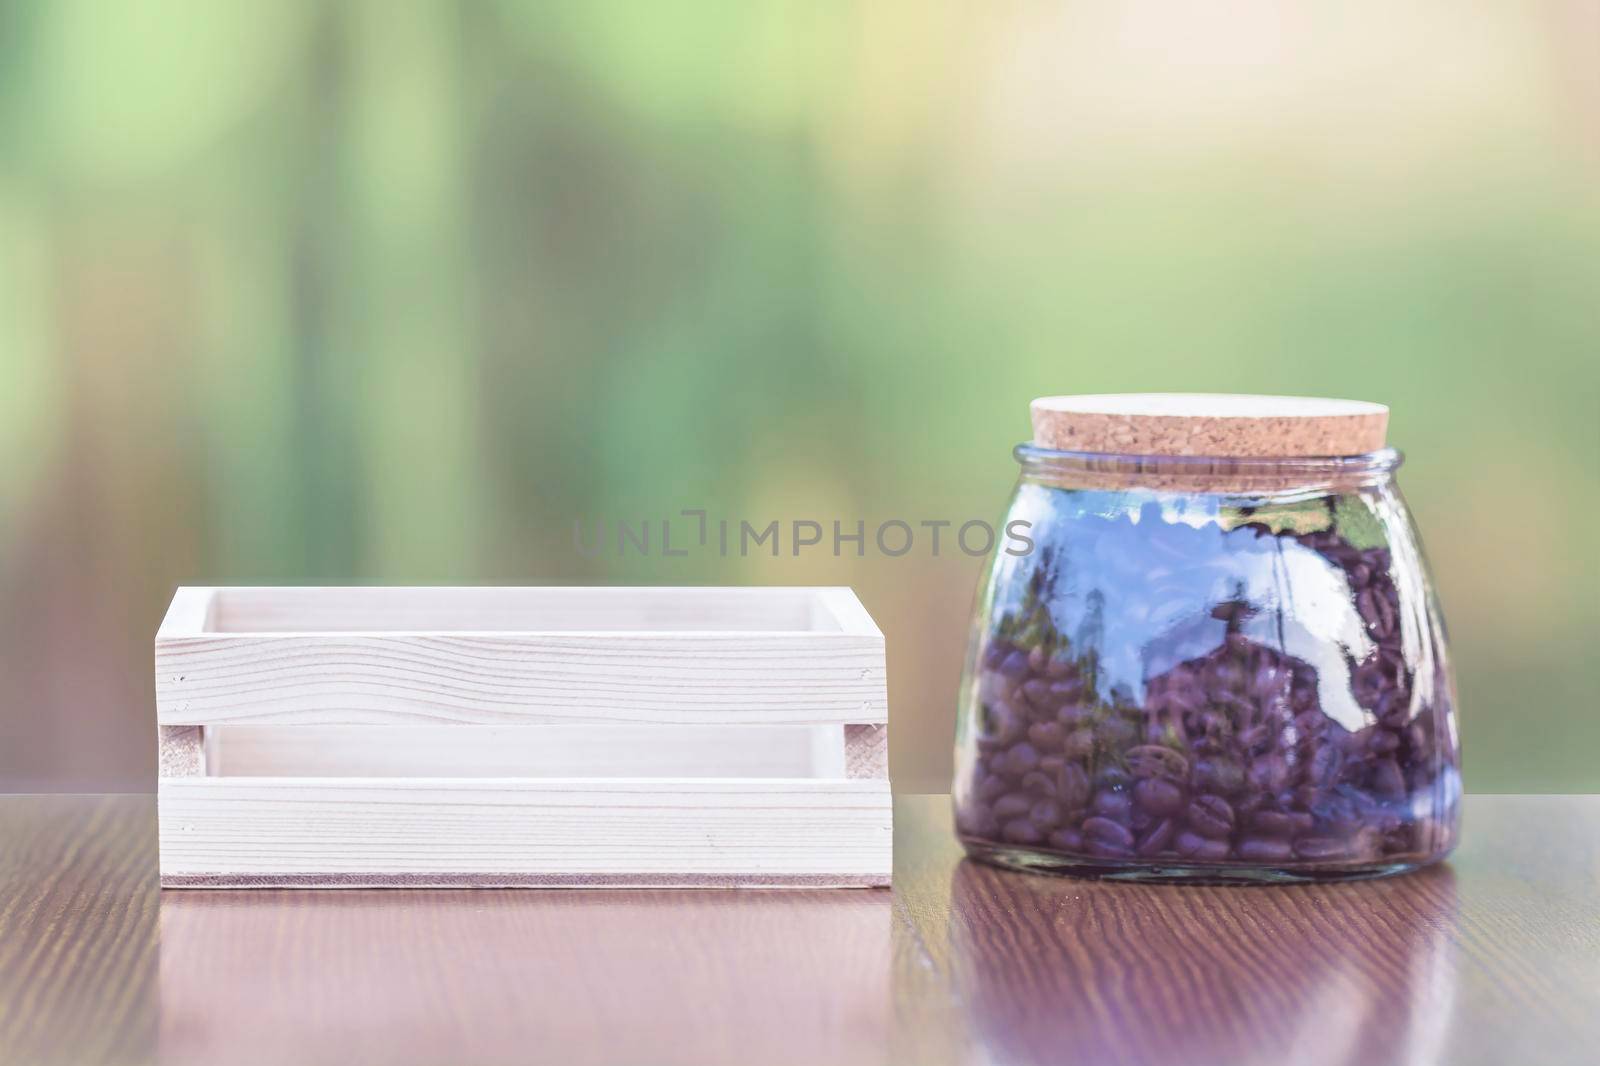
1013, 443, 1403, 495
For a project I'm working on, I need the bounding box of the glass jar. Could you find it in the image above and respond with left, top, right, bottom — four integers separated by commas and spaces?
953, 396, 1461, 883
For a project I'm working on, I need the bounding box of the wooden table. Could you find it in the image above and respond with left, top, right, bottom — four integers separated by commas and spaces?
1, 794, 1595, 1066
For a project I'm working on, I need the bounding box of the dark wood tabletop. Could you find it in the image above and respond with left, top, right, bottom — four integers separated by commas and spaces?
0, 793, 1595, 1066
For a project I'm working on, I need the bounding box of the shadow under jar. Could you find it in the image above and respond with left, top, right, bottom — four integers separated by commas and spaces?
953, 395, 1461, 883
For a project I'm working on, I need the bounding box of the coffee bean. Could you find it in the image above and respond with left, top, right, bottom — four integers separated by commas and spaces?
1001, 819, 1043, 845
1082, 817, 1136, 850
1351, 659, 1393, 711
1029, 799, 1063, 829
1186, 795, 1235, 840
993, 793, 1031, 820
1362, 588, 1396, 638
1021, 679, 1057, 711
1137, 818, 1176, 856
1236, 837, 1293, 863
1028, 720, 1066, 751
1174, 830, 1230, 861
1249, 810, 1310, 837
1126, 744, 1190, 781
1133, 777, 1186, 818
1021, 771, 1057, 798
1005, 743, 1040, 776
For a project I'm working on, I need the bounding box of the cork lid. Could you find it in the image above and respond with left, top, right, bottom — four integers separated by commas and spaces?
1030, 393, 1388, 458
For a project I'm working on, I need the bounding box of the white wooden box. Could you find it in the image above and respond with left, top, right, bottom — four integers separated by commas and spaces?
155, 587, 890, 888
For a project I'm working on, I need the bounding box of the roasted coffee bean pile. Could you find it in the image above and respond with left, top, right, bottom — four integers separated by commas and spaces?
956, 507, 1458, 871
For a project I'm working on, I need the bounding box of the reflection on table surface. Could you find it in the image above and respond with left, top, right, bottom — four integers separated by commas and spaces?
159, 886, 893, 1066
3, 795, 1598, 1066
946, 859, 1457, 1066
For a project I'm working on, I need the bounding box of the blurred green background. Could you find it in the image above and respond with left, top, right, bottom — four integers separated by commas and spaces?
1, 1, 1596, 792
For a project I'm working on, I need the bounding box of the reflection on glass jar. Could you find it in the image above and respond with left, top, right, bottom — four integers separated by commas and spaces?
953, 396, 1461, 882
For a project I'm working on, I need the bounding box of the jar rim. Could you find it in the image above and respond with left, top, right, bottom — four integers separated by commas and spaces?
1013, 443, 1403, 489
1016, 443, 1402, 470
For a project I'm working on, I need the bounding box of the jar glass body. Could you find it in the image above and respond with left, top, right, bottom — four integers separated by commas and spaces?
953, 446, 1461, 882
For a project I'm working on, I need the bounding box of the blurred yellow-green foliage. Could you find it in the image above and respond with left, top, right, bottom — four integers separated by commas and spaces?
1, 1, 1596, 791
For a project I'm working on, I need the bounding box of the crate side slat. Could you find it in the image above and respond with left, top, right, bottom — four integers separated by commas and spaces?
155, 632, 888, 727
205, 586, 832, 634
158, 777, 892, 886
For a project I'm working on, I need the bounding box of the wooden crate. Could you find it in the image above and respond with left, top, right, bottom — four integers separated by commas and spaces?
155, 587, 890, 888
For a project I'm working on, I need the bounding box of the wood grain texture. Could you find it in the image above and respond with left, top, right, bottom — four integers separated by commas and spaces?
1030, 393, 1388, 457
845, 723, 889, 779
2, 794, 1597, 1066
0, 796, 157, 1066
158, 778, 893, 885
156, 632, 888, 727
157, 726, 203, 777
155, 587, 888, 727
